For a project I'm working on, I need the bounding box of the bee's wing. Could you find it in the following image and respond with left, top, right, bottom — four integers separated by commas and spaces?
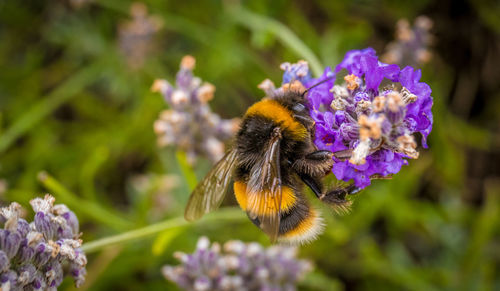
184, 148, 238, 221
246, 130, 282, 243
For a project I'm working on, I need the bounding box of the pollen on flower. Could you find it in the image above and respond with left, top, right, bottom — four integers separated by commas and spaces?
396, 19, 413, 41
397, 135, 419, 159
282, 80, 306, 93
257, 79, 275, 91
358, 115, 384, 140
181, 55, 196, 70
331, 97, 347, 111
344, 74, 360, 90
197, 83, 216, 103
171, 90, 188, 105
386, 91, 404, 112
331, 85, 349, 99
401, 87, 418, 104
355, 100, 372, 114
151, 79, 169, 93
372, 96, 386, 112
349, 139, 371, 165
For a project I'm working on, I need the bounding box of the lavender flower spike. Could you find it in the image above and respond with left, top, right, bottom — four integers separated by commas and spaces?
382, 16, 434, 67
152, 55, 240, 165
0, 194, 87, 290
304, 49, 433, 188
257, 59, 318, 98
163, 237, 312, 291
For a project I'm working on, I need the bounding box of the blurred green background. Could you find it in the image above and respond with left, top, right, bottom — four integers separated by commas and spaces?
1, 0, 499, 290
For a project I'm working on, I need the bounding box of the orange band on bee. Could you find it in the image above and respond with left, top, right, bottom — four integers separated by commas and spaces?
245, 99, 307, 140
233, 181, 296, 215
280, 208, 323, 243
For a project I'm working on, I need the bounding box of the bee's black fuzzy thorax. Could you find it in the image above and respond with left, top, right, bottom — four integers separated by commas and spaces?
235, 94, 313, 177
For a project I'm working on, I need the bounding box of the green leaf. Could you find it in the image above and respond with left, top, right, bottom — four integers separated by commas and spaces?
152, 227, 183, 256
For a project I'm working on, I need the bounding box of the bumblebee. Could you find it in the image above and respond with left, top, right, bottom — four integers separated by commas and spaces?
184, 82, 361, 244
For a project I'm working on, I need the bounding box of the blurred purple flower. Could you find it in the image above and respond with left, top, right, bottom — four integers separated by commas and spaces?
163, 237, 312, 291
382, 16, 434, 67
118, 2, 163, 69
153, 56, 240, 165
0, 195, 87, 290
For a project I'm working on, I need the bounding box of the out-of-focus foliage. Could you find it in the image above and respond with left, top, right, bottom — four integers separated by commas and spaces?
0, 0, 499, 290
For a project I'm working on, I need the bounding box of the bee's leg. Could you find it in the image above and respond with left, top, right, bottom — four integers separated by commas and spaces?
332, 149, 353, 161
318, 184, 362, 213
297, 172, 324, 198
320, 184, 361, 203
299, 170, 361, 212
292, 150, 334, 178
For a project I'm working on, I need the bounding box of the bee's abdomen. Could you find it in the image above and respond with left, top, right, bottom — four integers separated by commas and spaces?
277, 191, 324, 244
233, 180, 324, 244
233, 180, 297, 215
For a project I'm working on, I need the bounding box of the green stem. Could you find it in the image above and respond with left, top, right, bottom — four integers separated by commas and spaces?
38, 171, 131, 231
227, 5, 324, 77
0, 63, 101, 155
81, 208, 245, 253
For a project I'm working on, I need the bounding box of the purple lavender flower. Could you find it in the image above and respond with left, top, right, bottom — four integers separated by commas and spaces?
118, 2, 163, 69
152, 56, 240, 165
0, 195, 87, 290
163, 237, 312, 291
303, 48, 433, 188
382, 16, 434, 67
257, 60, 321, 98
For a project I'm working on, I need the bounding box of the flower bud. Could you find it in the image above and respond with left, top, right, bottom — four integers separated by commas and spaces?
16, 219, 30, 237
0, 251, 10, 273
0, 270, 17, 290
18, 264, 36, 286
33, 243, 51, 267
34, 212, 55, 240
1, 230, 21, 259
16, 240, 35, 262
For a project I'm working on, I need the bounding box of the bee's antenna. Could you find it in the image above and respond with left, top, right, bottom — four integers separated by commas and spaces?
301, 74, 335, 97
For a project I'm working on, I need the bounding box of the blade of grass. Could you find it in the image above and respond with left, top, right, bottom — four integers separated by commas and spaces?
175, 151, 198, 192
0, 62, 101, 155
81, 207, 245, 253
152, 228, 183, 256
79, 146, 110, 200
38, 171, 131, 231
458, 178, 500, 287
226, 4, 324, 77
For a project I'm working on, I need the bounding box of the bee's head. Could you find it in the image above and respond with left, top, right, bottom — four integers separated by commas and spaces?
275, 91, 309, 112
274, 91, 316, 136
